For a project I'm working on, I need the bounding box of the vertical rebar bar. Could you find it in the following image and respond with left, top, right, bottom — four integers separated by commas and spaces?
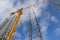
28, 13, 32, 40
33, 12, 42, 40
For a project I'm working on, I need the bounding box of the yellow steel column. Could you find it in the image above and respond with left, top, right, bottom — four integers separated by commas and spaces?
7, 9, 23, 40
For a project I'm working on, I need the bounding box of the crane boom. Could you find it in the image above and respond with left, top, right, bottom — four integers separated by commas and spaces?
7, 9, 23, 40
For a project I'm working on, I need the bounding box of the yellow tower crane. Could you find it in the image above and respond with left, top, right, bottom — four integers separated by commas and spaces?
7, 9, 23, 40
0, 1, 43, 40
7, 1, 41, 40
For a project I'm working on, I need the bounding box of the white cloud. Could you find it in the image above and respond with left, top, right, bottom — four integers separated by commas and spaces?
13, 31, 22, 40
33, 37, 40, 40
38, 12, 51, 40
22, 25, 28, 32
50, 16, 58, 23
40, 20, 48, 40
0, 0, 13, 23
0, 0, 48, 22
14, 32, 21, 38
9, 0, 48, 22
54, 28, 60, 36
40, 21, 48, 32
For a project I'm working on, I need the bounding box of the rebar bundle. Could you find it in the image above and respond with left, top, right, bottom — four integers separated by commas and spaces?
28, 11, 42, 40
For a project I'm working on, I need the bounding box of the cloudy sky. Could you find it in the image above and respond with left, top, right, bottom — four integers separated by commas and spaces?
0, 0, 60, 40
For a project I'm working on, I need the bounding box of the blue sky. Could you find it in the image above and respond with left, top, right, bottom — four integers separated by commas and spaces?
0, 0, 60, 40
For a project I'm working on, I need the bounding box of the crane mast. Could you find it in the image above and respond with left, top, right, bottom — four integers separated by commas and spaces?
7, 9, 23, 40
